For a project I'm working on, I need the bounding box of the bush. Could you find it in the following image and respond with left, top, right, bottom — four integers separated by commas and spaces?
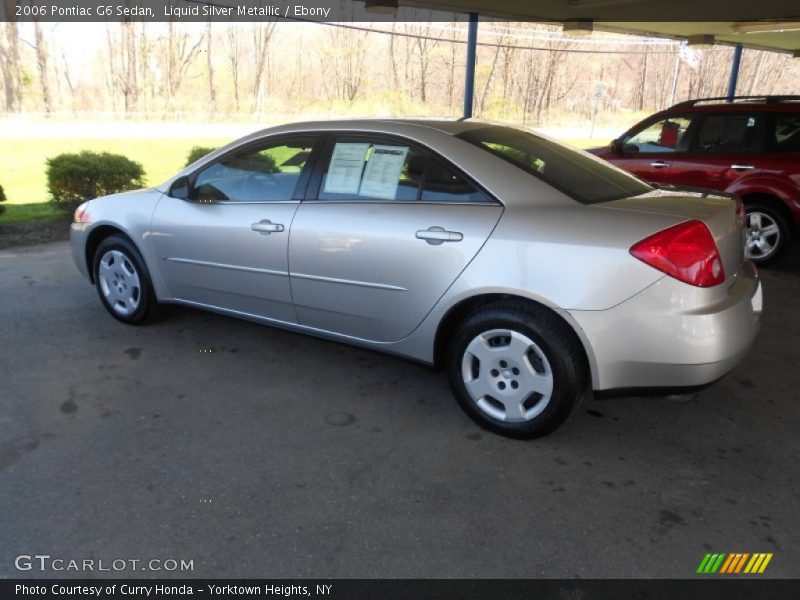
185, 146, 217, 166
0, 183, 6, 215
46, 151, 145, 213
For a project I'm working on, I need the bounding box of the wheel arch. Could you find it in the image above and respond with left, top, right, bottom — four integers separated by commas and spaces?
84, 224, 137, 284
432, 292, 598, 388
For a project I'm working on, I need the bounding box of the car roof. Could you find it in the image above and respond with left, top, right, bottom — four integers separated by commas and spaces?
669, 97, 800, 114
246, 118, 499, 140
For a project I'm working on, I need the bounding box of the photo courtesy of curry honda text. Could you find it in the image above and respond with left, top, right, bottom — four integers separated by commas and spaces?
70, 119, 763, 439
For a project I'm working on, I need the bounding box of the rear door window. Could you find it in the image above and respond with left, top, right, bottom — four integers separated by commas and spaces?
421, 159, 491, 203
316, 136, 492, 203
319, 138, 425, 201
690, 114, 761, 152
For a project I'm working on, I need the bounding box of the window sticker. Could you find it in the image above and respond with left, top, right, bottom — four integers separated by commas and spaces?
359, 145, 409, 200
324, 143, 370, 195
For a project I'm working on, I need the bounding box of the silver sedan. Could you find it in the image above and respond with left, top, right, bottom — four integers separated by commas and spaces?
70, 119, 762, 438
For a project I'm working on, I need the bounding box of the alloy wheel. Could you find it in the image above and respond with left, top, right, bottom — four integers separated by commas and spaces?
746, 211, 781, 260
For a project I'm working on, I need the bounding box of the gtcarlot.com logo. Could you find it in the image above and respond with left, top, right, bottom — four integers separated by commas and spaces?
14, 554, 194, 572
697, 552, 773, 574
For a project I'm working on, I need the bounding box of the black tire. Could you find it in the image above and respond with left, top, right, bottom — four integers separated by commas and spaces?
745, 202, 791, 266
92, 234, 162, 324
447, 300, 589, 439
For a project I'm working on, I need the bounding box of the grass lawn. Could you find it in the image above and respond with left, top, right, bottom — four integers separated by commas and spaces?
0, 134, 596, 225
0, 202, 63, 224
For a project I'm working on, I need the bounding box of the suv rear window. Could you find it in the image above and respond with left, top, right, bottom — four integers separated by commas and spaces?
767, 114, 800, 152
458, 126, 651, 204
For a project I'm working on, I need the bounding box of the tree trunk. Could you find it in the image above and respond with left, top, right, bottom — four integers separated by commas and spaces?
206, 22, 216, 115
33, 21, 53, 114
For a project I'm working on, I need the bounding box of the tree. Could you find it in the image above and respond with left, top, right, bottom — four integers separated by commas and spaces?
251, 22, 276, 113
0, 1, 22, 112
225, 26, 244, 112
206, 21, 217, 115
33, 20, 53, 114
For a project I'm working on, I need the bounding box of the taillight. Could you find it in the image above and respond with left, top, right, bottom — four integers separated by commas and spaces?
630, 220, 725, 287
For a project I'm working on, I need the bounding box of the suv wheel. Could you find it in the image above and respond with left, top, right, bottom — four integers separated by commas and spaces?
745, 203, 790, 265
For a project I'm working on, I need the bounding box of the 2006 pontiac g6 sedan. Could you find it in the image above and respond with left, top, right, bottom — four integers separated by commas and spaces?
71, 119, 762, 438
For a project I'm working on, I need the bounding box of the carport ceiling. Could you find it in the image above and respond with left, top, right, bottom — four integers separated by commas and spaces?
402, 1, 800, 53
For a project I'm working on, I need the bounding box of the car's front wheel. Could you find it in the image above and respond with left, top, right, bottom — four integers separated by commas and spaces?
745, 202, 790, 265
93, 234, 162, 324
447, 301, 589, 439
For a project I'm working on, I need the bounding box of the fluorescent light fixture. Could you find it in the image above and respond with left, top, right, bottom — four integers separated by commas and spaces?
731, 21, 800, 34
562, 20, 593, 36
364, 0, 398, 13
687, 35, 715, 48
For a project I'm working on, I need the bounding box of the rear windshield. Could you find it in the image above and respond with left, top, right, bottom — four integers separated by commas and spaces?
458, 125, 651, 204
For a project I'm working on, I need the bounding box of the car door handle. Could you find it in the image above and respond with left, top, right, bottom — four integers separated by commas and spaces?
416, 226, 463, 245
650, 161, 670, 168
251, 220, 285, 235
731, 164, 755, 171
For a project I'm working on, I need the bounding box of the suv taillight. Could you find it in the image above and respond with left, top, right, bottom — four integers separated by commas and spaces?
630, 220, 725, 287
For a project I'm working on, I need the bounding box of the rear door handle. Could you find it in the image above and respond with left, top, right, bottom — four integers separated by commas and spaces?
251, 220, 285, 235
416, 226, 463, 245
650, 160, 670, 168
731, 164, 755, 171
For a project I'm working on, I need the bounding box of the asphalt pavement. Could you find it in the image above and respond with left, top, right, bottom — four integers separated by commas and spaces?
1, 240, 798, 578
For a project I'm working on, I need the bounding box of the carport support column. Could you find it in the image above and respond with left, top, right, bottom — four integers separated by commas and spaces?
727, 44, 743, 102
463, 12, 479, 119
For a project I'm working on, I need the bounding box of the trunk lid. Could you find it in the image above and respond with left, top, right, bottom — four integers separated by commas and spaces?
601, 189, 745, 281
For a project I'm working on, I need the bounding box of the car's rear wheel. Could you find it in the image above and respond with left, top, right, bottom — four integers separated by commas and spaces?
93, 234, 162, 324
745, 203, 790, 265
447, 301, 589, 439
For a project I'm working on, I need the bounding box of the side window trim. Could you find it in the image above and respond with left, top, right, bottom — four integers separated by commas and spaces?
304, 131, 501, 205
188, 133, 320, 203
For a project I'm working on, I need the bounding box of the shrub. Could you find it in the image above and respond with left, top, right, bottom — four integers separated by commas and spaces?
185, 146, 217, 166
0, 183, 6, 215
46, 151, 145, 213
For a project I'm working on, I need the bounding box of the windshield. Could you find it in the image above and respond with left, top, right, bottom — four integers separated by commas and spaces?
458, 125, 652, 204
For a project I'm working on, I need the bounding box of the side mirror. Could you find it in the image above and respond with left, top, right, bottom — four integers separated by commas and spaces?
610, 138, 623, 153
168, 175, 192, 200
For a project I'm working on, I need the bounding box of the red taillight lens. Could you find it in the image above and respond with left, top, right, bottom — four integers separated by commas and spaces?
630, 220, 725, 287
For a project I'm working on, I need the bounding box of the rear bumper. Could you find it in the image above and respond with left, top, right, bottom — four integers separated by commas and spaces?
568, 262, 762, 391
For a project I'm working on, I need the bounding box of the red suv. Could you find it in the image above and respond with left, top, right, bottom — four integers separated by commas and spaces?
591, 96, 800, 264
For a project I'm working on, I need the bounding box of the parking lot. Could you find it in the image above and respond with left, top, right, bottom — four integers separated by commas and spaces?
1, 239, 798, 578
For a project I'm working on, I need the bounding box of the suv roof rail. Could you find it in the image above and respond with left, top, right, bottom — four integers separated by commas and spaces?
673, 95, 800, 108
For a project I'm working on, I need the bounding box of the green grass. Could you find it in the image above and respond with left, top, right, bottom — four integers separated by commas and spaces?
0, 202, 62, 224
0, 137, 232, 207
